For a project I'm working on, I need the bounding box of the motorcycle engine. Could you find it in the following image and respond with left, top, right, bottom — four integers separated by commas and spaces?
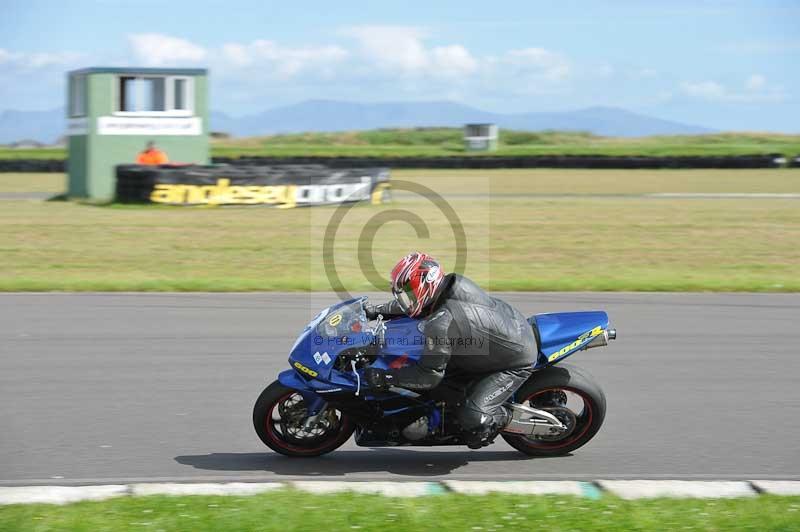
401, 416, 429, 441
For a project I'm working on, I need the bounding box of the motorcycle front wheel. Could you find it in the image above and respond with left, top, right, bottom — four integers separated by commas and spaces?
253, 380, 355, 457
502, 363, 606, 456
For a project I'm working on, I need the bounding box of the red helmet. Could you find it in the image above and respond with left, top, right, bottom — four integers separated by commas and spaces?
390, 252, 445, 317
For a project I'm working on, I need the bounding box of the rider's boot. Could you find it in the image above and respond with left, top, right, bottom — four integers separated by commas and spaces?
465, 405, 512, 449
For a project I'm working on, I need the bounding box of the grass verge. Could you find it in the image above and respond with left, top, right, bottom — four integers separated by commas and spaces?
0, 197, 798, 292
3, 130, 800, 159
3, 168, 800, 197
212, 130, 800, 158
1, 170, 798, 292
1, 491, 799, 531
0, 173, 64, 193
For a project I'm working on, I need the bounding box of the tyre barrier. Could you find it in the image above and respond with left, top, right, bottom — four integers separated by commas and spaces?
115, 164, 391, 207
0, 154, 788, 173
0, 159, 66, 172
213, 154, 786, 169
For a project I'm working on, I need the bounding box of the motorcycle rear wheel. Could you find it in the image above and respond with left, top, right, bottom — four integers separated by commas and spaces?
502, 363, 606, 456
253, 380, 355, 457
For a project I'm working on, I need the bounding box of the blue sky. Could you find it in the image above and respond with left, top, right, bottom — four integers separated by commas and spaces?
1, 0, 798, 131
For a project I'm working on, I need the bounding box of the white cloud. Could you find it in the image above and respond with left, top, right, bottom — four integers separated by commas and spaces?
220, 40, 348, 78
503, 48, 571, 82
681, 80, 727, 100
128, 33, 207, 67
343, 25, 430, 73
0, 48, 86, 113
745, 74, 766, 91
341, 26, 570, 88
221, 43, 250, 67
430, 45, 478, 77
342, 25, 479, 79
0, 48, 82, 69
0, 28, 576, 110
680, 75, 785, 103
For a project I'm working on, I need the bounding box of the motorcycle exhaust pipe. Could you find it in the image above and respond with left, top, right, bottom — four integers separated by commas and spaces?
585, 330, 607, 349
583, 327, 616, 350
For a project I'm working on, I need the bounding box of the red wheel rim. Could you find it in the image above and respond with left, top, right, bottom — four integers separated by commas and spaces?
511, 386, 594, 450
264, 392, 349, 454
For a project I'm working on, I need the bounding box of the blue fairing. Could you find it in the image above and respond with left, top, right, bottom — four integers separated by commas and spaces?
287, 298, 377, 383
531, 311, 609, 367
278, 369, 312, 391
284, 299, 425, 399
369, 317, 425, 371
281, 299, 609, 403
277, 370, 328, 414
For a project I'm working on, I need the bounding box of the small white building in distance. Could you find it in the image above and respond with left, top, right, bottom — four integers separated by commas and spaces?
464, 123, 498, 152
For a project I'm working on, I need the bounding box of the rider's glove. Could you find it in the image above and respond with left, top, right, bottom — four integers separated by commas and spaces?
364, 367, 393, 390
364, 304, 380, 320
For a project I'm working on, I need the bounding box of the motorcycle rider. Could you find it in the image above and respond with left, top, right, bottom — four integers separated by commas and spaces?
363, 252, 538, 448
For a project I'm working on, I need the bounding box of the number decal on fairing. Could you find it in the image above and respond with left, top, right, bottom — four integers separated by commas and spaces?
547, 326, 604, 362
294, 361, 318, 378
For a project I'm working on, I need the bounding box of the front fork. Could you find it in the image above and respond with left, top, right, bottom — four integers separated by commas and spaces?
299, 391, 327, 417
302, 403, 329, 431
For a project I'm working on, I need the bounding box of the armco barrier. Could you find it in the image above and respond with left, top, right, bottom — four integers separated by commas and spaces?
0, 154, 788, 173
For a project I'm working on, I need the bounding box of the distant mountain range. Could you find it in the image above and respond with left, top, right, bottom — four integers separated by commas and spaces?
0, 100, 713, 144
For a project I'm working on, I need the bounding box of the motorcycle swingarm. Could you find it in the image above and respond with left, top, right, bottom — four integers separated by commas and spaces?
502, 403, 568, 437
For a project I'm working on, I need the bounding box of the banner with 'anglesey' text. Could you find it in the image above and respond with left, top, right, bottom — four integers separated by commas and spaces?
116, 164, 391, 207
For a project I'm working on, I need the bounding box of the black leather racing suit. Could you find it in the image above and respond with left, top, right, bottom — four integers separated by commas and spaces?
367, 273, 538, 443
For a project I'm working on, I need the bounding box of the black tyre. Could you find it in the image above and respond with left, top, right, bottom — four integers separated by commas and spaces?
253, 380, 355, 457
502, 363, 606, 456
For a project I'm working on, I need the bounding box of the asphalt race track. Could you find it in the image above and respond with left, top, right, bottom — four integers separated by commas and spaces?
1, 292, 798, 485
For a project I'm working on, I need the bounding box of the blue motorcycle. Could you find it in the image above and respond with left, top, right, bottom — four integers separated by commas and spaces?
253, 297, 616, 457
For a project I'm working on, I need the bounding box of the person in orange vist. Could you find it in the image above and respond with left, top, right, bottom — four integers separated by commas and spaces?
136, 141, 169, 165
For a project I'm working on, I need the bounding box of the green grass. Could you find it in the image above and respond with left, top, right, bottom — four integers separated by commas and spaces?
209, 130, 800, 158
4, 169, 800, 197
0, 147, 65, 160
1, 491, 798, 531
3, 129, 800, 159
394, 168, 800, 194
1, 169, 799, 292
0, 173, 64, 193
